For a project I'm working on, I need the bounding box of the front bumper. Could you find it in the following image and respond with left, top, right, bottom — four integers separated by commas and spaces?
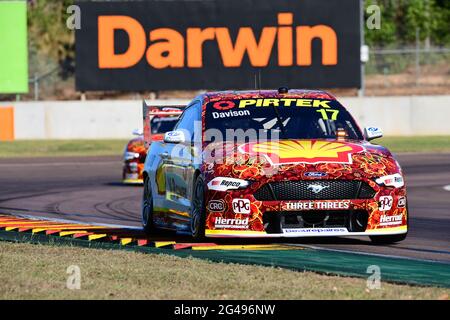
122, 161, 144, 184
204, 185, 408, 238
205, 225, 407, 238
123, 177, 144, 184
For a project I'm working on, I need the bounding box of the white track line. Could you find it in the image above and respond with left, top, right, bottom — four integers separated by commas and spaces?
443, 185, 450, 191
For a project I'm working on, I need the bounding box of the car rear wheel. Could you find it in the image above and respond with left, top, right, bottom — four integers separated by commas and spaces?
190, 175, 206, 240
142, 176, 156, 234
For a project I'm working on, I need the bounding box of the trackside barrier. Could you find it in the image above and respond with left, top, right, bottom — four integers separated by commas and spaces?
4, 95, 450, 139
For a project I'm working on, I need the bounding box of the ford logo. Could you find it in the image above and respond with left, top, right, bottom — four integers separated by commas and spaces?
304, 172, 328, 177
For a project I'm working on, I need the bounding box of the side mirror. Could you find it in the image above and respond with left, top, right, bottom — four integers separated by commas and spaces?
132, 128, 143, 136
164, 130, 186, 144
364, 126, 383, 141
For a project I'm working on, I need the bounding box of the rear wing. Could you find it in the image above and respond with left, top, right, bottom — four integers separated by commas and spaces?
142, 100, 185, 148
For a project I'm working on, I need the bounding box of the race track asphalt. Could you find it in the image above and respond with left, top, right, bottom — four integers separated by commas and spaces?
0, 153, 449, 262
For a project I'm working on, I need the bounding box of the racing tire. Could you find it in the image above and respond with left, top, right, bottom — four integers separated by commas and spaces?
142, 176, 156, 234
369, 233, 407, 244
190, 175, 206, 240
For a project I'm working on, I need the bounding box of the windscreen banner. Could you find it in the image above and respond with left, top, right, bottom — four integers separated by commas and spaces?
75, 0, 361, 91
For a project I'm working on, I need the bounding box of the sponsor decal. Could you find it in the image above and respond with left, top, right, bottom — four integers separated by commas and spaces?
379, 214, 403, 226
238, 98, 332, 109
282, 200, 350, 211
214, 217, 249, 229
379, 195, 393, 211
166, 131, 179, 136
212, 101, 235, 111
207, 200, 226, 212
212, 109, 250, 119
397, 196, 407, 208
232, 198, 251, 214
365, 126, 383, 139
283, 228, 347, 234
304, 172, 328, 178
152, 116, 179, 123
164, 130, 185, 143
376, 173, 404, 188
161, 107, 182, 112
239, 140, 364, 165
207, 177, 249, 191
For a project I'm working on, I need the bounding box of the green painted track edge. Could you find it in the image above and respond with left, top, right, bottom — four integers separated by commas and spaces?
0, 230, 448, 288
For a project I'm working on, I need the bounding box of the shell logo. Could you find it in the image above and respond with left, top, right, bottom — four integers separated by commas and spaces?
239, 140, 365, 165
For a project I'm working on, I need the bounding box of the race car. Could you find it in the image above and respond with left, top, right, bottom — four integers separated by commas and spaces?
122, 106, 182, 184
141, 89, 408, 243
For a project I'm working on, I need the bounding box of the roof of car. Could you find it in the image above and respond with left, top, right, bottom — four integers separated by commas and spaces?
203, 89, 336, 102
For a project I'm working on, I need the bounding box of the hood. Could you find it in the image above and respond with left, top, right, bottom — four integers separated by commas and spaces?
127, 134, 165, 152
126, 136, 146, 153
151, 133, 165, 141
203, 139, 399, 181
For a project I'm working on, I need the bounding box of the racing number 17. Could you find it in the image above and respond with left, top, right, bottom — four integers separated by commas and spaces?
316, 109, 339, 120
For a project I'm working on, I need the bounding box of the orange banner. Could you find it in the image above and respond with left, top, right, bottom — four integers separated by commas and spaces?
0, 106, 14, 141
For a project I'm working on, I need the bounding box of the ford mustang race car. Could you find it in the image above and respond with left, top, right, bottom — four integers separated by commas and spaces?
122, 107, 182, 184
141, 89, 408, 243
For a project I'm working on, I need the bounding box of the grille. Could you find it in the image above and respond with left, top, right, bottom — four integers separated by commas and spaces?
263, 210, 369, 233
254, 180, 375, 201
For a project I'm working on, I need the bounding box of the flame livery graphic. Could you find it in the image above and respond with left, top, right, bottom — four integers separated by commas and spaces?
141, 89, 408, 243
239, 140, 365, 165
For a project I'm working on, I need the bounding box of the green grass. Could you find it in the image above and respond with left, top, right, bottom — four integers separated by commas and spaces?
0, 241, 448, 300
0, 136, 449, 158
0, 140, 128, 158
375, 136, 450, 153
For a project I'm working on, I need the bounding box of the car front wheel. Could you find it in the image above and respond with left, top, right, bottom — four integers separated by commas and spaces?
190, 175, 206, 240
142, 176, 156, 234
369, 233, 407, 244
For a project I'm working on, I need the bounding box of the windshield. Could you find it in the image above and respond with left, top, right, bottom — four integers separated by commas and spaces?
150, 116, 179, 134
205, 98, 363, 140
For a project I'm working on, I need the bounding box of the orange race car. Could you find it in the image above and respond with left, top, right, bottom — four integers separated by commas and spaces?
122, 106, 183, 184
141, 89, 408, 243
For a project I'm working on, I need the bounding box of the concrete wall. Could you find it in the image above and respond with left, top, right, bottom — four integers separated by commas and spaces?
341, 96, 450, 136
10, 99, 187, 140
3, 95, 450, 139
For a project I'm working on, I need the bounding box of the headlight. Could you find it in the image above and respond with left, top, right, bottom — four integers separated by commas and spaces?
124, 151, 140, 161
207, 177, 250, 191
375, 173, 404, 188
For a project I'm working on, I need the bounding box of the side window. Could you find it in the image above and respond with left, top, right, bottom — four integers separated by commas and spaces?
175, 100, 201, 137
174, 108, 190, 131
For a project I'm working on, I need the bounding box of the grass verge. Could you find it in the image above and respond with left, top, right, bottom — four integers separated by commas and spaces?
376, 136, 450, 153
0, 139, 127, 158
0, 136, 449, 158
0, 241, 448, 299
